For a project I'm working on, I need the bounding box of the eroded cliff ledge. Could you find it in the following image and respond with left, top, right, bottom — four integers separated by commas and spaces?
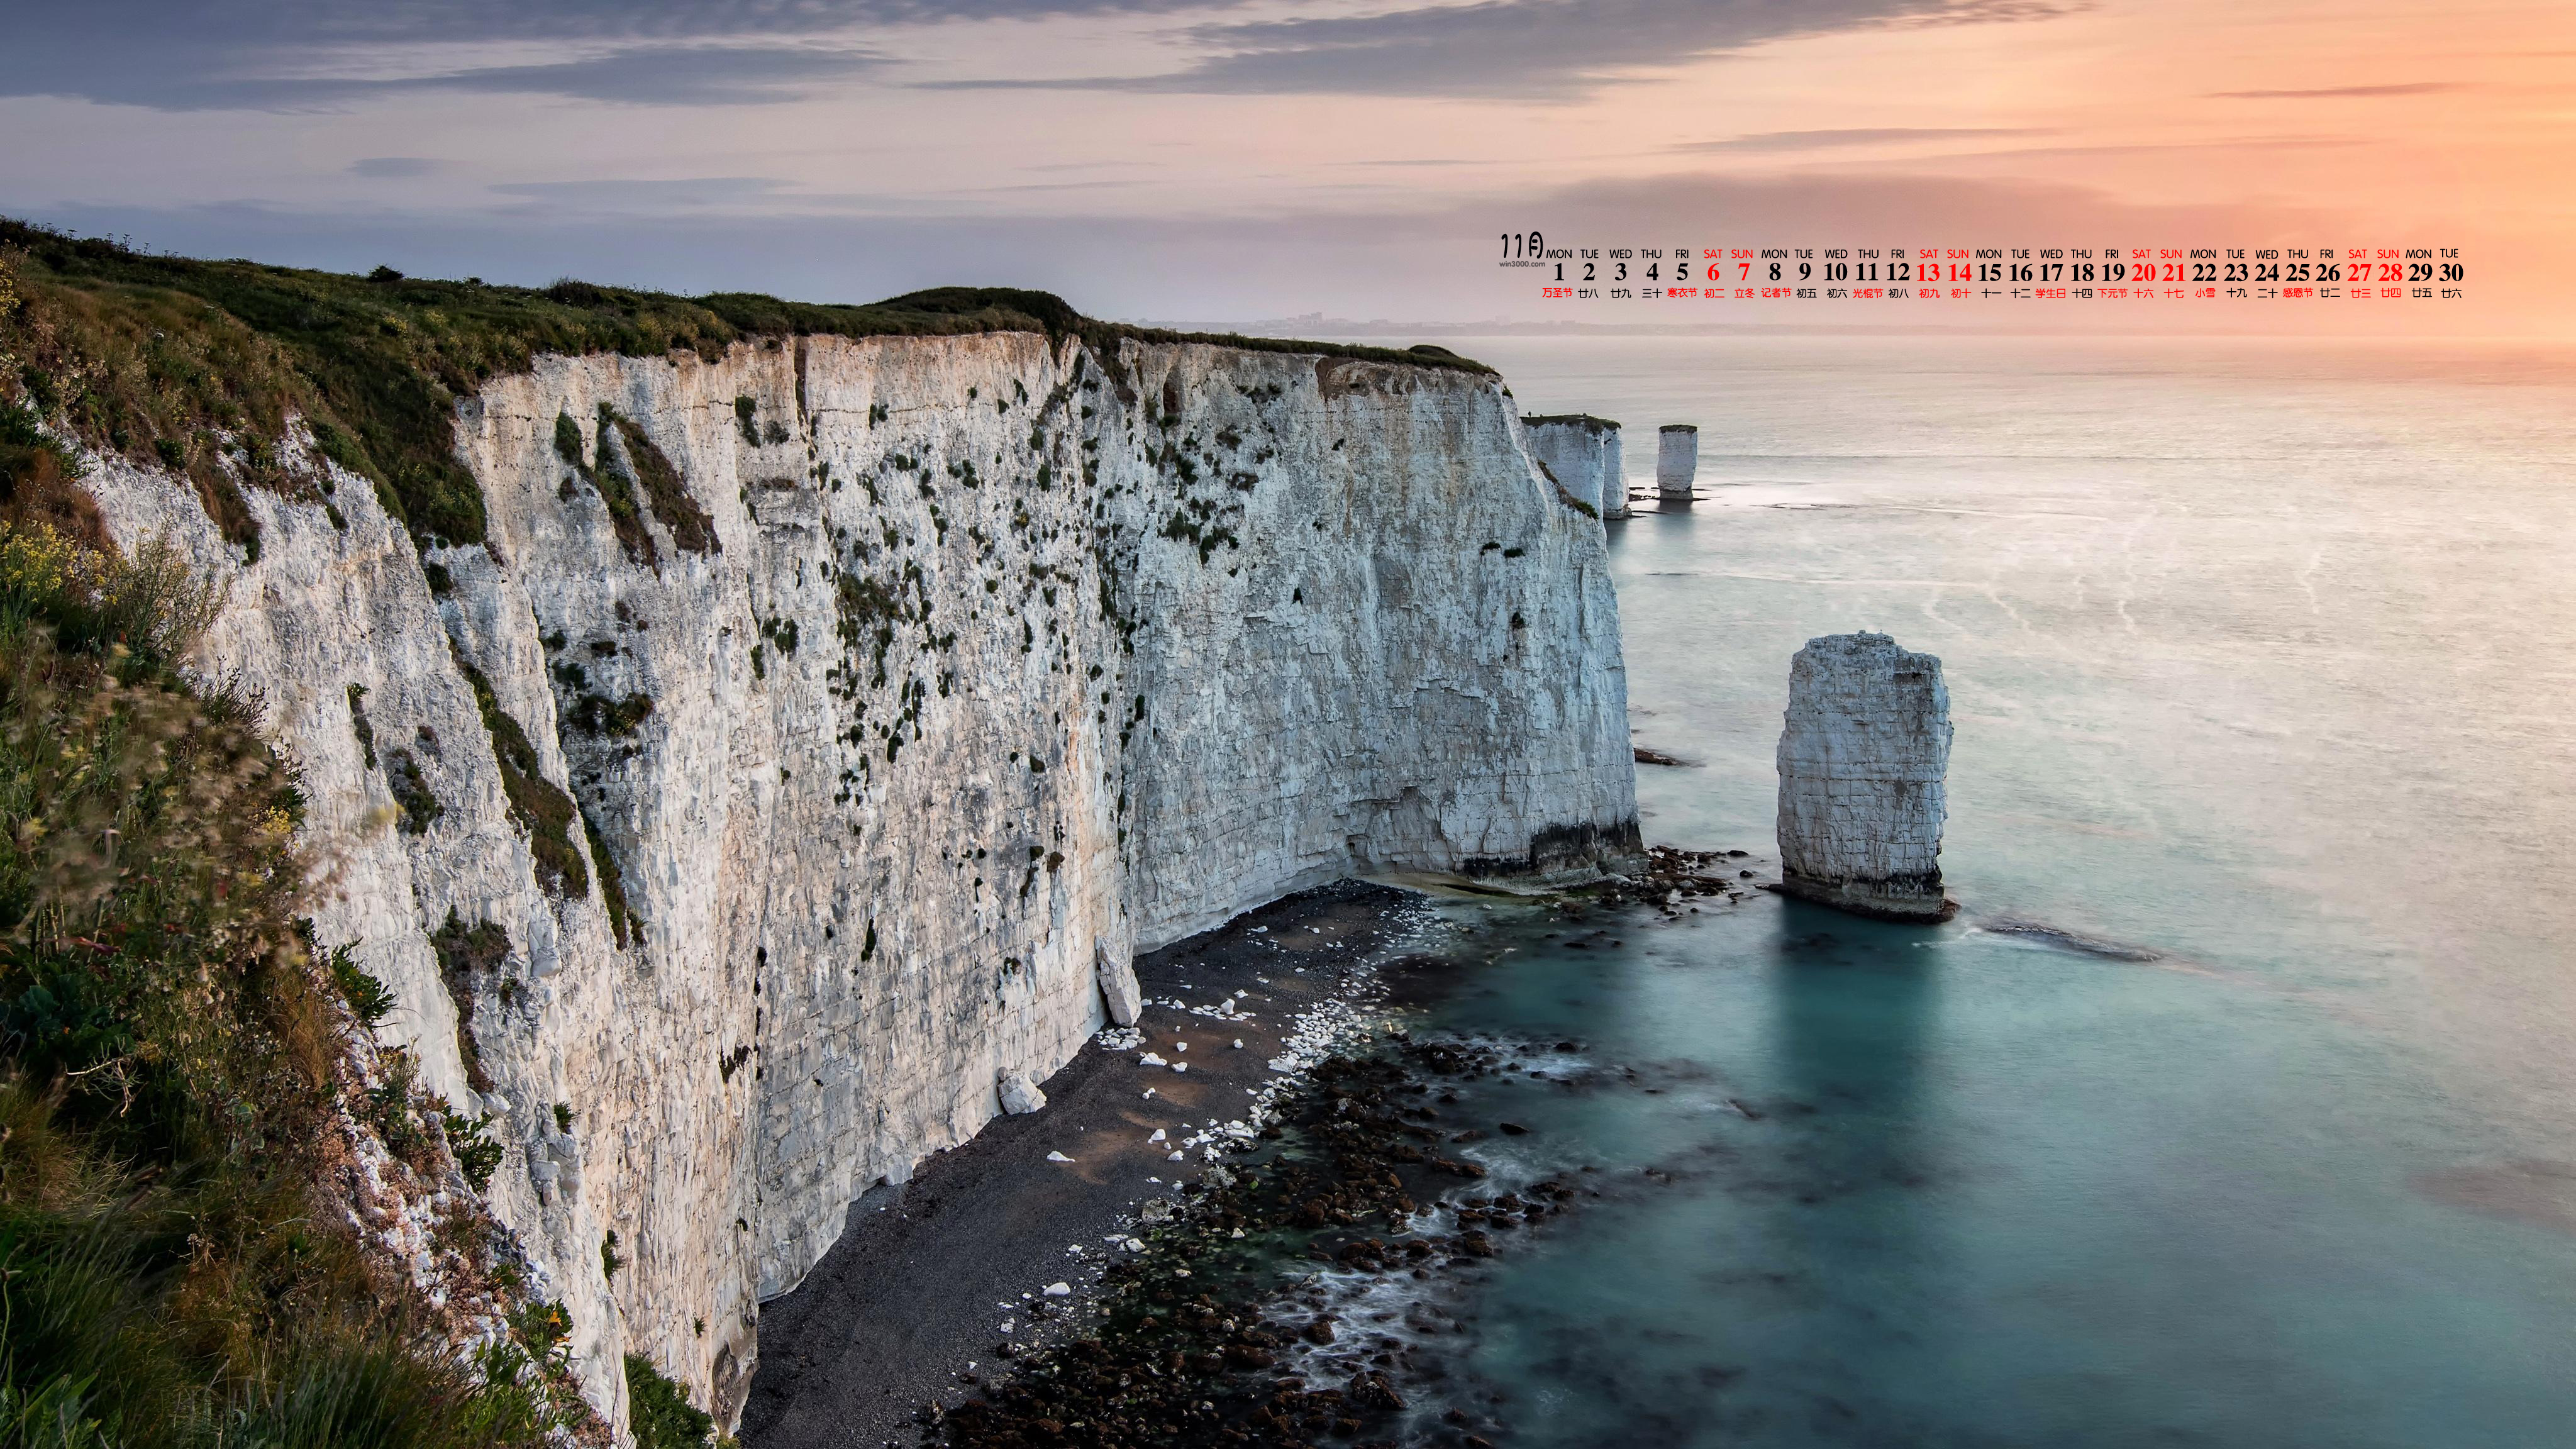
72, 319, 1637, 1434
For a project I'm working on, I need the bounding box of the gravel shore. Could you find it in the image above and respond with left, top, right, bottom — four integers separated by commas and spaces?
740, 881, 1425, 1449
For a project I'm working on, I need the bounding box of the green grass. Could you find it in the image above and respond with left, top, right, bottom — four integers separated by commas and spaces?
0, 521, 585, 1446
430, 912, 509, 1094
582, 405, 657, 565
0, 220, 1490, 553
446, 646, 588, 900
602, 407, 715, 557
625, 1354, 720, 1449
580, 806, 639, 950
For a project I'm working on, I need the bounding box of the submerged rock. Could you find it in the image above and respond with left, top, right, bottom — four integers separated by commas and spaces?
1774, 632, 1957, 922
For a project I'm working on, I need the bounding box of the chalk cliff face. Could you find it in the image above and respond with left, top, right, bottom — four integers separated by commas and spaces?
1522, 415, 1623, 521
1774, 632, 1955, 921
83, 331, 1637, 1435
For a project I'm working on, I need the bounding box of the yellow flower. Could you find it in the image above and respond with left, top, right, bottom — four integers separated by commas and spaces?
0, 522, 77, 601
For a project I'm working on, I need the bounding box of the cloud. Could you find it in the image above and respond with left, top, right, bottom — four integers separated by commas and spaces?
351, 157, 443, 177
2209, 82, 2462, 99
1674, 127, 2051, 152
1933, 134, 2362, 162
487, 176, 799, 208
0, 0, 1190, 111
371, 46, 890, 106
4, 0, 2074, 109
11, 43, 888, 111
935, 0, 2077, 99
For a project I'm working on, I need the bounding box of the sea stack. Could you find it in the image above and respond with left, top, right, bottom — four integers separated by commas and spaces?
1656, 424, 1699, 506
1774, 632, 1957, 921
1523, 414, 1626, 520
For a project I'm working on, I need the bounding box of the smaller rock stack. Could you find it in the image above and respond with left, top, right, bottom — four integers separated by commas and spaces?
1523, 414, 1627, 520
1656, 425, 1699, 506
1774, 632, 1957, 921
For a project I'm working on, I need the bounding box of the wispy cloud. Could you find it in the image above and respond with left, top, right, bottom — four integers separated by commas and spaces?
6, 0, 2082, 109
936, 0, 2078, 100
350, 157, 443, 177
379, 46, 890, 106
162, 45, 886, 110
1935, 135, 2365, 162
1674, 126, 2050, 152
0, 0, 1156, 111
487, 176, 796, 207
2209, 82, 2462, 99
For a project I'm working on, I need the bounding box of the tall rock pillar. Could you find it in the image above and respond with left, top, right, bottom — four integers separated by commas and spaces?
1600, 424, 1631, 519
1656, 424, 1699, 506
1774, 632, 1957, 921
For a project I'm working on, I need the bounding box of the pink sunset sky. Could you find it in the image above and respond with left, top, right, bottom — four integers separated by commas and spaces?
4, 0, 2567, 331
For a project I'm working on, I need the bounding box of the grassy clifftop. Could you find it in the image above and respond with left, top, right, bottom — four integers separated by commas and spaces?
0, 220, 1486, 552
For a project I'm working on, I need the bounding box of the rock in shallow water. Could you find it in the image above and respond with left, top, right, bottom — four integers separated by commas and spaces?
1657, 423, 1699, 504
1774, 631, 1958, 922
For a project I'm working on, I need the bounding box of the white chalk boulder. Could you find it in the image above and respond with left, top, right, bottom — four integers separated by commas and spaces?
1096, 940, 1143, 1028
999, 1072, 1048, 1116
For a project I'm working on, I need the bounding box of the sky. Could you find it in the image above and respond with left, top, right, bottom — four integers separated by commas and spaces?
3, 0, 2568, 331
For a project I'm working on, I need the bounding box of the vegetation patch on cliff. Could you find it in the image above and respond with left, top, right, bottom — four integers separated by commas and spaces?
572, 406, 656, 565
627, 1353, 728, 1449
448, 644, 590, 900
0, 521, 587, 1446
431, 912, 510, 1094
1, 392, 106, 555
580, 806, 640, 950
602, 406, 716, 557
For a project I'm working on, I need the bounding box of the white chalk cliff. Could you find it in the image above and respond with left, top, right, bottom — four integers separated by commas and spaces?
82, 331, 1638, 1436
1521, 414, 1624, 521
1774, 631, 1954, 921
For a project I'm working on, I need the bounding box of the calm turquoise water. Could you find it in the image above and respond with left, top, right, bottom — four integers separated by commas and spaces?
1381, 337, 2576, 1446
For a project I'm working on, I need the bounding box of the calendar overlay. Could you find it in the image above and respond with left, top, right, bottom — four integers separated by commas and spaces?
1499, 238, 2465, 304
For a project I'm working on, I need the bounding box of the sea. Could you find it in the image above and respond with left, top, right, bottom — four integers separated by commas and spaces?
1340, 335, 2576, 1447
